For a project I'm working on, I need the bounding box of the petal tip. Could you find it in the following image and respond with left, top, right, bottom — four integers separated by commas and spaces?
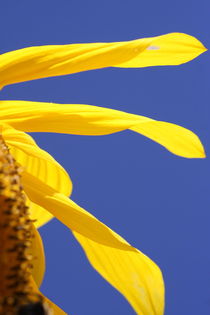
194, 139, 206, 159
185, 141, 206, 159
198, 148, 206, 159
198, 43, 208, 55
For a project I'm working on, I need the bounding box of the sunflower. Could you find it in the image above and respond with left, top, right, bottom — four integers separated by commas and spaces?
0, 33, 206, 314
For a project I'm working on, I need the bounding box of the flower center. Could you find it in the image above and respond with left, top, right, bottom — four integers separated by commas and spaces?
0, 136, 50, 314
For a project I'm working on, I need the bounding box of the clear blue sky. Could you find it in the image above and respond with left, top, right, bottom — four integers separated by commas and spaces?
1, 1, 209, 314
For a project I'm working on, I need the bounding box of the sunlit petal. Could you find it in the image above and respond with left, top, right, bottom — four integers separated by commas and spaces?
2, 124, 72, 196
115, 32, 207, 68
0, 101, 205, 158
0, 33, 206, 88
74, 231, 164, 315
130, 121, 205, 158
22, 172, 135, 250
22, 172, 164, 314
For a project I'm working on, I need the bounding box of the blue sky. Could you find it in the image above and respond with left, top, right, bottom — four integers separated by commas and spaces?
1, 1, 209, 314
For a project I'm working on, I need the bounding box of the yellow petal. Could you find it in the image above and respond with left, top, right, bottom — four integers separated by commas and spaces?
22, 171, 135, 250
115, 32, 207, 68
22, 172, 164, 314
2, 124, 72, 196
0, 101, 205, 158
30, 224, 45, 287
73, 232, 164, 315
0, 100, 149, 134
130, 121, 205, 158
0, 33, 206, 88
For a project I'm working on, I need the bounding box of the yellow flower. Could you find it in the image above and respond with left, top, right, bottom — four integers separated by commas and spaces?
0, 135, 65, 314
0, 32, 206, 314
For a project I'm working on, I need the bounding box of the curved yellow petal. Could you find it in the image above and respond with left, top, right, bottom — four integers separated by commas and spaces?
1, 124, 72, 196
0, 100, 149, 134
22, 173, 164, 314
73, 231, 164, 315
22, 172, 135, 250
0, 101, 205, 158
115, 32, 207, 68
30, 224, 45, 287
130, 121, 205, 158
0, 33, 206, 88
